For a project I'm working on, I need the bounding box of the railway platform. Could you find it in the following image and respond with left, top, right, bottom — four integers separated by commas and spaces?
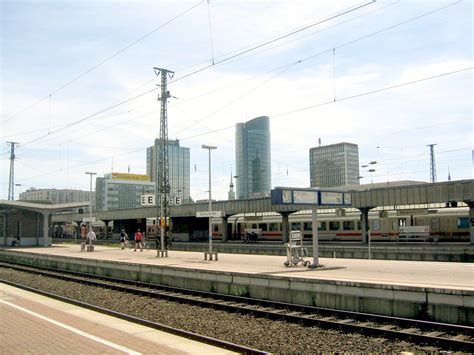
0, 282, 236, 355
1, 245, 473, 326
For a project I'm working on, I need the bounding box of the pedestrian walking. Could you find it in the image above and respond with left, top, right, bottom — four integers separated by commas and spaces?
119, 229, 129, 250
87, 228, 96, 252
80, 224, 87, 251
134, 229, 143, 252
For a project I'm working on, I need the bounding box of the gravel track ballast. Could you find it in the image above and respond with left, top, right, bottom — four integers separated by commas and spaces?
1, 268, 451, 354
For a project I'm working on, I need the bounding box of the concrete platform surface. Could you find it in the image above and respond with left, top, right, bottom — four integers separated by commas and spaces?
7, 245, 474, 291
0, 283, 236, 355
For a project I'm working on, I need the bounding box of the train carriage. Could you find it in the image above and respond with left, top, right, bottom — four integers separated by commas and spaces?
211, 207, 469, 243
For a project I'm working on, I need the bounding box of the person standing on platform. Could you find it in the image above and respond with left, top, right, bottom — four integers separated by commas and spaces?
87, 227, 96, 251
134, 229, 143, 252
80, 224, 87, 251
119, 229, 129, 250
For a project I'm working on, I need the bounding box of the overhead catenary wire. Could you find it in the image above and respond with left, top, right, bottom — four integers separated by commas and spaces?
172, 62, 296, 137
2, 2, 372, 153
2, 2, 470, 192
207, 0, 215, 65
169, 0, 377, 85
270, 66, 473, 120
3, 0, 454, 152
2, 1, 203, 125
167, 0, 401, 80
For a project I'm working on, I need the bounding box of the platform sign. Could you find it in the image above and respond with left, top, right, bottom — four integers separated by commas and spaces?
197, 211, 224, 218
82, 217, 96, 223
290, 230, 302, 241
141, 194, 155, 206
169, 196, 182, 206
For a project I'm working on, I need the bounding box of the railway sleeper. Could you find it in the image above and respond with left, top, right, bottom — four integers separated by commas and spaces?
424, 331, 446, 338
400, 327, 420, 334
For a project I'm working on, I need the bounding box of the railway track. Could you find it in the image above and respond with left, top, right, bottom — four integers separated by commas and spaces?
0, 265, 265, 354
1, 260, 473, 352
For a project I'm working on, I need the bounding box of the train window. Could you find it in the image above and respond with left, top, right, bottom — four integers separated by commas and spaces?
329, 221, 340, 231
304, 222, 312, 231
372, 220, 380, 231
457, 217, 469, 229
343, 221, 355, 230
431, 218, 440, 231
259, 223, 268, 232
213, 224, 219, 232
318, 222, 327, 231
251, 224, 257, 229
269, 223, 280, 231
356, 221, 361, 230
398, 219, 407, 227
291, 222, 301, 230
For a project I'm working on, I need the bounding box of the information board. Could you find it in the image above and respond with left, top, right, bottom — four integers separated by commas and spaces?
271, 187, 352, 207
293, 190, 318, 204
196, 211, 224, 218
319, 191, 343, 205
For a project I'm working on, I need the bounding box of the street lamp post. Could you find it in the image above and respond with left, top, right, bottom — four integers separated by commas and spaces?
85, 172, 96, 231
202, 144, 218, 261
360, 161, 377, 259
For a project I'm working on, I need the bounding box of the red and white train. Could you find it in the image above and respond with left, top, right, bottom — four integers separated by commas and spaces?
211, 207, 470, 242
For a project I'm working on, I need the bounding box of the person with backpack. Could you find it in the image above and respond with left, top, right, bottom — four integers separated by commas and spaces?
134, 229, 143, 252
119, 229, 129, 250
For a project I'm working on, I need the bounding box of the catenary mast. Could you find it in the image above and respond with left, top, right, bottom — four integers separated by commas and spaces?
154, 67, 174, 257
7, 142, 19, 200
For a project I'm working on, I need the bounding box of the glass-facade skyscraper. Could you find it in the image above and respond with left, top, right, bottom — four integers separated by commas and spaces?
146, 139, 191, 203
235, 116, 271, 199
309, 142, 360, 188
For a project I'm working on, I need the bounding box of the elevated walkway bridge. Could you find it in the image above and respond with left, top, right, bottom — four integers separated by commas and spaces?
52, 179, 474, 244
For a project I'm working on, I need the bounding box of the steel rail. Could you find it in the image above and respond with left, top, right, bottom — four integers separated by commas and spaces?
1, 261, 472, 352
0, 277, 266, 355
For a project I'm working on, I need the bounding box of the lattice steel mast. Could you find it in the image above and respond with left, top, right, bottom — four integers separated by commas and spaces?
154, 67, 174, 257
427, 143, 437, 183
7, 141, 19, 200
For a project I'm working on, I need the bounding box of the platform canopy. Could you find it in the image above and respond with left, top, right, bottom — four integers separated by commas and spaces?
0, 200, 90, 247
0, 200, 89, 213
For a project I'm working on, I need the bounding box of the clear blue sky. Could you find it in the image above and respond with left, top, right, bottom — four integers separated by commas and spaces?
1, 0, 472, 200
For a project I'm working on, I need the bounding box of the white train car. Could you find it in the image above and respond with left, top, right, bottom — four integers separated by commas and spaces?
211, 207, 469, 242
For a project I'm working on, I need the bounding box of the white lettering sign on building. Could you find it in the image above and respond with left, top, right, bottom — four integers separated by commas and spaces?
141, 194, 155, 206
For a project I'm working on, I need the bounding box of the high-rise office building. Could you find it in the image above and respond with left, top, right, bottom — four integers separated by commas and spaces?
95, 173, 155, 211
309, 142, 360, 188
235, 116, 271, 199
146, 139, 190, 203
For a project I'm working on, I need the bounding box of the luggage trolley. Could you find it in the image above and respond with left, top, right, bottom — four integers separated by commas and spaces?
284, 230, 310, 267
